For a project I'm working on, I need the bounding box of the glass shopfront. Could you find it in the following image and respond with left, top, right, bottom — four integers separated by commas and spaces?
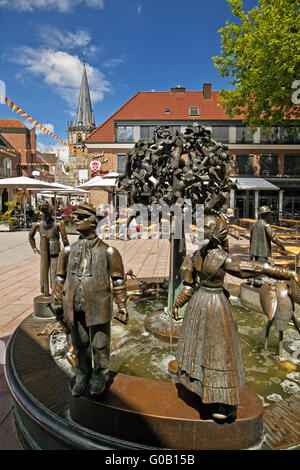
235, 190, 255, 219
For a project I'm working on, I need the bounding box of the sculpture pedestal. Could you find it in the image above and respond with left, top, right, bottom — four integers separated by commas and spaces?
33, 294, 55, 319
70, 373, 264, 450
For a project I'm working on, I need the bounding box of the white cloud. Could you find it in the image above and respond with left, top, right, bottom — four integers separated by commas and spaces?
25, 121, 55, 135
103, 55, 125, 69
9, 47, 111, 107
36, 123, 55, 135
137, 4, 142, 14
37, 141, 69, 163
0, 0, 104, 12
37, 26, 92, 50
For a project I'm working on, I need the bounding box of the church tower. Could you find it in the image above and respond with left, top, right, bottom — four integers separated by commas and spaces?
68, 59, 95, 187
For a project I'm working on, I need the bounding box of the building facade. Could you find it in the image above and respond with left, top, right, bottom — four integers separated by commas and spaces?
0, 132, 21, 212
0, 119, 36, 177
84, 84, 300, 218
68, 60, 95, 187
0, 119, 68, 210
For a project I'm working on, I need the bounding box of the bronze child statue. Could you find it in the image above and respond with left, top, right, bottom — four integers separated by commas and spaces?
52, 204, 128, 398
28, 201, 69, 296
171, 215, 300, 421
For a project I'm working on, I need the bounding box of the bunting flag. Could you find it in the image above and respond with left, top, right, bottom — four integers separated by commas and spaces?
3, 96, 87, 157
12, 161, 88, 167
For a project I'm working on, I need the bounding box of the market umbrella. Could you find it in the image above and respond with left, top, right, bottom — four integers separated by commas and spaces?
48, 182, 89, 193
37, 183, 89, 220
0, 176, 64, 228
77, 172, 118, 208
77, 172, 117, 192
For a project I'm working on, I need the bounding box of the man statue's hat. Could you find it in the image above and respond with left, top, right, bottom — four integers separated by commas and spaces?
258, 205, 272, 214
74, 204, 97, 217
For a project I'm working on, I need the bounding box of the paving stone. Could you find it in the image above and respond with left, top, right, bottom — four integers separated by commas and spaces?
0, 410, 23, 450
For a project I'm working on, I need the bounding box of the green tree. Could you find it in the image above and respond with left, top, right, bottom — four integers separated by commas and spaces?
213, 0, 300, 131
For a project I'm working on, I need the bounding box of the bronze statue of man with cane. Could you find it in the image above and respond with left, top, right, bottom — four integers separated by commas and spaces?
52, 205, 128, 397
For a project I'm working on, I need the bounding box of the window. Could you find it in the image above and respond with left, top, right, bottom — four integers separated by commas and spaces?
140, 125, 180, 140
260, 127, 279, 144
116, 126, 133, 142
261, 127, 300, 144
3, 158, 12, 177
188, 106, 200, 116
260, 154, 278, 176
211, 126, 229, 143
279, 127, 300, 144
284, 155, 300, 176
235, 154, 254, 175
117, 153, 128, 173
169, 125, 180, 135
140, 126, 157, 140
236, 126, 254, 144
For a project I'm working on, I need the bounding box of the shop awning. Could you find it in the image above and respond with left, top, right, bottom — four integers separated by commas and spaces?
230, 177, 280, 191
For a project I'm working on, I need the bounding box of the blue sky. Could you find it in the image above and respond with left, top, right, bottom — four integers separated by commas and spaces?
0, 0, 258, 159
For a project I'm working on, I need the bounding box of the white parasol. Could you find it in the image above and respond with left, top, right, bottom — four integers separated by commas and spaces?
77, 172, 117, 193
0, 176, 64, 227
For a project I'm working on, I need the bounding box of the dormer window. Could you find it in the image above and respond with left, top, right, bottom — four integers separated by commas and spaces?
164, 108, 170, 113
189, 106, 200, 116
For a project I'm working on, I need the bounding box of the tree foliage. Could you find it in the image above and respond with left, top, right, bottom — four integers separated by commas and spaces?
213, 0, 300, 131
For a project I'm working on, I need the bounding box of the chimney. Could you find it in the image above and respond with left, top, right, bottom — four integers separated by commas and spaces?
203, 83, 212, 100
170, 86, 186, 93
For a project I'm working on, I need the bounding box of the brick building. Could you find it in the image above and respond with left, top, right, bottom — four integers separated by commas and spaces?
0, 119, 68, 209
0, 132, 21, 212
0, 119, 36, 177
31, 152, 59, 183
84, 84, 300, 219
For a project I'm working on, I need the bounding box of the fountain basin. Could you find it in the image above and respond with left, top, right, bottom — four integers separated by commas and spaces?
70, 374, 263, 450
4, 295, 300, 450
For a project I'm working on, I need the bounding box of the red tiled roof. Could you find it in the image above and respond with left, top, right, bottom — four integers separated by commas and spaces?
0, 119, 28, 129
35, 152, 58, 165
86, 90, 243, 143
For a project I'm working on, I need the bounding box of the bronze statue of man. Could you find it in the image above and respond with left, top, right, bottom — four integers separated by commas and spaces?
52, 204, 128, 397
249, 205, 287, 287
28, 201, 69, 296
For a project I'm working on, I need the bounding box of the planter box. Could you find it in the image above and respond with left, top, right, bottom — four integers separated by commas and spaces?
0, 222, 16, 231
65, 225, 78, 234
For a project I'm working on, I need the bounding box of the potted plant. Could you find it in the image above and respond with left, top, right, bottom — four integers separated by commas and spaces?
0, 201, 20, 231
60, 204, 78, 234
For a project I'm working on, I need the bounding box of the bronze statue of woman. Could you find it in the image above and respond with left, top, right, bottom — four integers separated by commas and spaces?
171, 215, 300, 420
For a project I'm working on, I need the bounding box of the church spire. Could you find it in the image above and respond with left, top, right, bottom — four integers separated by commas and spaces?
74, 60, 95, 127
